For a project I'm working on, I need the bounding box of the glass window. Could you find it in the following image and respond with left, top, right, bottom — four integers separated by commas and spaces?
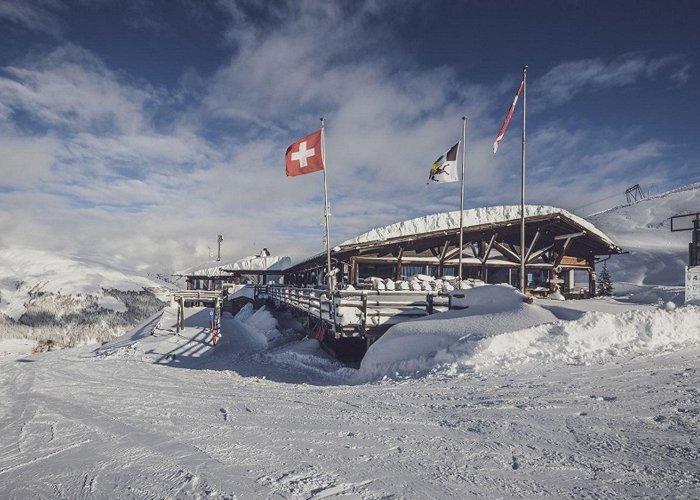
401, 264, 425, 279
487, 268, 510, 285
357, 263, 396, 280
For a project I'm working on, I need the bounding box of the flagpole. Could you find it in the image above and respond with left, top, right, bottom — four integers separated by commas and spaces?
459, 116, 466, 283
320, 117, 333, 291
520, 65, 528, 294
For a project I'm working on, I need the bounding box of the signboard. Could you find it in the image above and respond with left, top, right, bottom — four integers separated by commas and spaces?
686, 266, 700, 302
671, 212, 700, 232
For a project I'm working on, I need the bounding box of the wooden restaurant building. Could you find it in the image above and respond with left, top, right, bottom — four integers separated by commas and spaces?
282, 205, 622, 298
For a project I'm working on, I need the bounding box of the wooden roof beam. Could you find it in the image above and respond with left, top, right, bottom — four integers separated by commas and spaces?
481, 234, 497, 264
438, 240, 450, 263
527, 243, 554, 264
492, 241, 521, 263
524, 228, 541, 262
554, 233, 584, 266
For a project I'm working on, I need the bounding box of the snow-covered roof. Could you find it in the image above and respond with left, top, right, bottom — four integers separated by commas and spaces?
339, 205, 616, 248
178, 255, 291, 277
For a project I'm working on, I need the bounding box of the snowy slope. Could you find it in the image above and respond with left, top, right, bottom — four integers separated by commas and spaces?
0, 248, 171, 346
587, 182, 700, 285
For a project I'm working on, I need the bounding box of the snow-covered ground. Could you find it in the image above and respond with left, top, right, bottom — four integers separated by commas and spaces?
1, 299, 698, 498
1, 184, 699, 498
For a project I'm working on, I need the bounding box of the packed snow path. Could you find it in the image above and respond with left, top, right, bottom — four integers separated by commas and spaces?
1, 306, 699, 498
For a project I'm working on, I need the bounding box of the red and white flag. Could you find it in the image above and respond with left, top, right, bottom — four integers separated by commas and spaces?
493, 80, 524, 154
285, 129, 324, 176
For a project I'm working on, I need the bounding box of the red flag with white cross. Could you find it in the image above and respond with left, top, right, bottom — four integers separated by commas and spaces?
285, 129, 324, 176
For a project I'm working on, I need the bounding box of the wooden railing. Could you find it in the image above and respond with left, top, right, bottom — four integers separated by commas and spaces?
256, 285, 449, 339
172, 290, 222, 303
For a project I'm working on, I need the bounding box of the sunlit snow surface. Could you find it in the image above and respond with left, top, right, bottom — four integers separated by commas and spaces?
1, 186, 700, 498
1, 299, 699, 498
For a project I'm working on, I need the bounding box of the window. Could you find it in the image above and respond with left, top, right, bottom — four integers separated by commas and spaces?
357, 263, 396, 280
401, 264, 425, 279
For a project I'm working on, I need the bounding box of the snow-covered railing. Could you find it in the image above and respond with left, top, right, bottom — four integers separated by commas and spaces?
172, 289, 222, 304
263, 286, 334, 323
258, 285, 449, 338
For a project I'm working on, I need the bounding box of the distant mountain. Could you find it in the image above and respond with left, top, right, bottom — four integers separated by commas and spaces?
0, 248, 173, 349
587, 183, 700, 286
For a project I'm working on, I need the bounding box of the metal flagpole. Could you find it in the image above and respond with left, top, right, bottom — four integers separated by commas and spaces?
320, 117, 333, 291
458, 116, 467, 283
520, 65, 528, 294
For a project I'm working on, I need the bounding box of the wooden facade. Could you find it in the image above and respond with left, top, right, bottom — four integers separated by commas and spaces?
283, 212, 622, 298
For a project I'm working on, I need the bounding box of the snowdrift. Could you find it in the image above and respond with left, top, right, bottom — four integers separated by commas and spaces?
464, 303, 700, 372
357, 285, 700, 380
358, 285, 556, 378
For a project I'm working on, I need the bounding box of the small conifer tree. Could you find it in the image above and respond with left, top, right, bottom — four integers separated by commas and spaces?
597, 262, 614, 297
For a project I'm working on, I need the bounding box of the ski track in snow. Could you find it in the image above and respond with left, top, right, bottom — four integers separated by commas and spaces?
0, 306, 699, 498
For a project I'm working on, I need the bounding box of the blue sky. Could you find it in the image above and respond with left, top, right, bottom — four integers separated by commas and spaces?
0, 0, 698, 272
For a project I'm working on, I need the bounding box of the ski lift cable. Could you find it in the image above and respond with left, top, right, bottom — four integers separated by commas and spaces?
571, 192, 622, 213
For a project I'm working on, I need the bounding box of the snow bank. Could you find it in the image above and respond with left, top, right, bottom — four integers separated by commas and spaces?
464, 304, 700, 372
341, 205, 615, 248
358, 285, 557, 378
358, 285, 700, 380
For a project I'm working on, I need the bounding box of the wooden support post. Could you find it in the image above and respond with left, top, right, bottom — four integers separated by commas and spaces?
349, 257, 357, 285
176, 298, 181, 334
588, 255, 597, 297
177, 296, 185, 332
395, 247, 404, 281
361, 293, 368, 334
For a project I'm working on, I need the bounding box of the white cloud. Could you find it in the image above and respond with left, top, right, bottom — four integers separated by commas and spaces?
0, 0, 64, 36
0, 134, 58, 187
0, 2, 692, 274
537, 54, 690, 105
0, 45, 154, 134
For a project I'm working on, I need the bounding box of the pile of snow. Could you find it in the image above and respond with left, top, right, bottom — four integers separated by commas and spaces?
357, 284, 700, 380
358, 285, 557, 378
588, 183, 700, 285
232, 303, 283, 349
462, 304, 700, 372
226, 284, 255, 301
341, 205, 615, 248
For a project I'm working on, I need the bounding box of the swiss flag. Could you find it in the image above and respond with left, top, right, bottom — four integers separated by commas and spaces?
285, 129, 324, 176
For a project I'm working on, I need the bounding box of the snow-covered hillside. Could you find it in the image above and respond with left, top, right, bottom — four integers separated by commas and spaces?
0, 248, 171, 349
588, 182, 700, 286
